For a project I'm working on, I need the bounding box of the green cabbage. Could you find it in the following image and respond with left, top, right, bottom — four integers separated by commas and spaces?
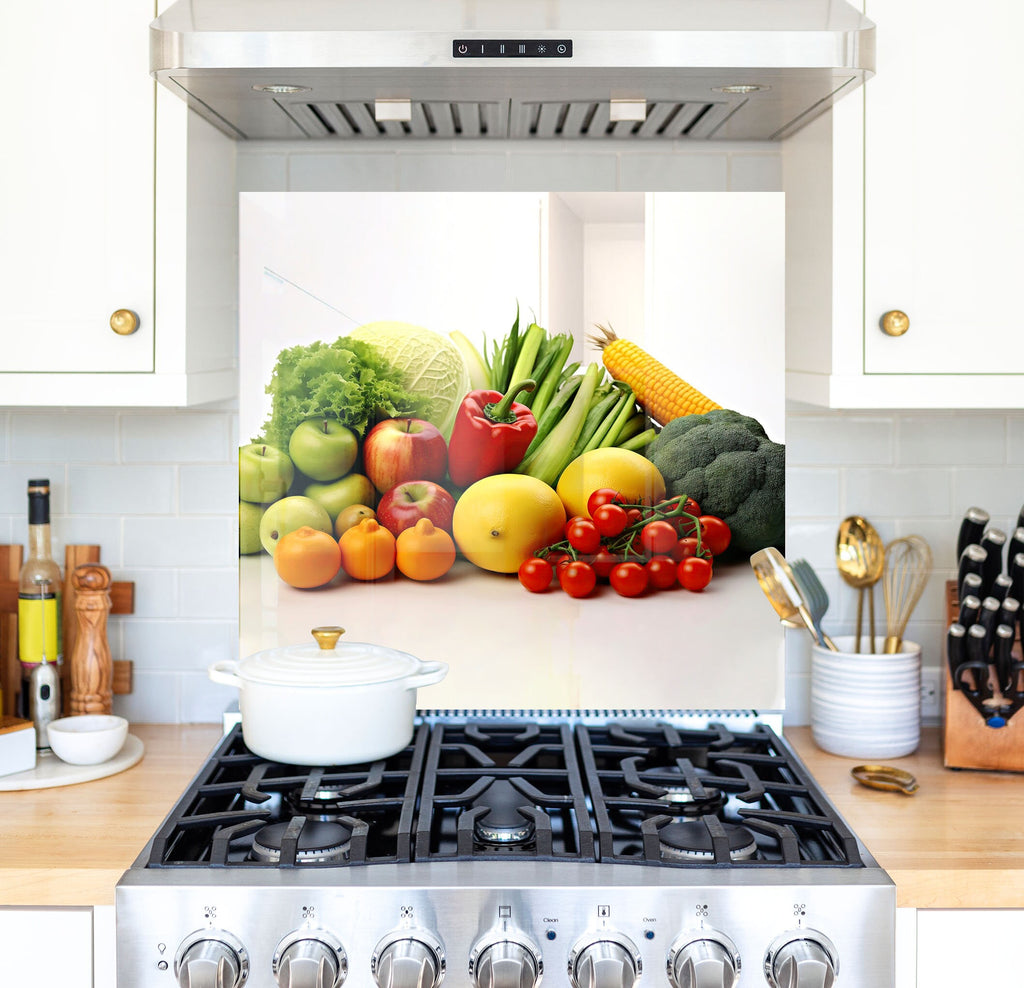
349, 321, 471, 438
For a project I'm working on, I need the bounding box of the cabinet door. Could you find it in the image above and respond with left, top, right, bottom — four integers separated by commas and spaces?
0, 0, 154, 373
0, 907, 94, 988
863, 0, 1024, 375
917, 910, 1024, 984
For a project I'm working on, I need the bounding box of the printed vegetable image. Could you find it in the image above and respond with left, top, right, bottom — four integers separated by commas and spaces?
589, 324, 721, 424
447, 379, 538, 488
647, 408, 784, 558
395, 518, 456, 582
338, 518, 397, 581
348, 321, 471, 438
255, 337, 424, 450
273, 526, 342, 589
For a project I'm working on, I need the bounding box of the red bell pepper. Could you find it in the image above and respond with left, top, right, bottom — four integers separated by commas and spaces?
447, 380, 538, 487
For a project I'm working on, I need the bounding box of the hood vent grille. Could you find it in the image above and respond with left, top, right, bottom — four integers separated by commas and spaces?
279, 98, 736, 140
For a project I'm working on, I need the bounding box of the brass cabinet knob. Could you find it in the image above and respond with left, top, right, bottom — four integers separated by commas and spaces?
880, 310, 910, 337
109, 309, 140, 336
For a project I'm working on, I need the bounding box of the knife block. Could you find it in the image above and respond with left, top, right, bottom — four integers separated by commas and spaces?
943, 580, 1024, 772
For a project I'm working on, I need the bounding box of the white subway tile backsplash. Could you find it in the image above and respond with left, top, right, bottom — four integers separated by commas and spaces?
180, 672, 239, 724
116, 568, 179, 619
618, 153, 727, 191
42, 516, 124, 568
123, 619, 235, 672
113, 671, 181, 724
786, 415, 892, 466
784, 468, 840, 517
120, 412, 231, 463
951, 466, 1024, 521
68, 465, 175, 515
123, 517, 236, 568
0, 464, 67, 514
1008, 416, 1024, 465
289, 152, 399, 191
899, 414, 1006, 465
180, 465, 237, 515
179, 569, 239, 619
843, 468, 951, 517
10, 413, 117, 463
784, 521, 841, 569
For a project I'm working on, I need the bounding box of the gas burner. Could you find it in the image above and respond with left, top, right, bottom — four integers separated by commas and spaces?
472, 780, 536, 845
656, 785, 727, 817
251, 820, 352, 864
286, 785, 354, 820
658, 821, 758, 863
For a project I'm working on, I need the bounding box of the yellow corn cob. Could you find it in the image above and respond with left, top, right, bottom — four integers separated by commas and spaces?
588, 324, 721, 424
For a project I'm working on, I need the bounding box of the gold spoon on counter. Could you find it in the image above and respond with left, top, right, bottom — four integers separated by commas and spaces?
836, 516, 886, 653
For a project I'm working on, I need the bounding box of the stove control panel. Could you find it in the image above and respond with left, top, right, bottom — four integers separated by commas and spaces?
568, 932, 642, 988
667, 930, 740, 988
764, 930, 838, 988
174, 929, 248, 988
370, 929, 445, 988
272, 930, 346, 988
469, 924, 543, 988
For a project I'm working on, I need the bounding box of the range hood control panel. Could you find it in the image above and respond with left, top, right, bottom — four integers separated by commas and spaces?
453, 40, 573, 58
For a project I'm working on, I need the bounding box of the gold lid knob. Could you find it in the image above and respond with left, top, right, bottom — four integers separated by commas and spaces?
311, 626, 345, 650
880, 310, 910, 337
110, 309, 140, 336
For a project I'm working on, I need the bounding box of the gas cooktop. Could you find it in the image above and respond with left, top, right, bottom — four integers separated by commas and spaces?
117, 713, 895, 988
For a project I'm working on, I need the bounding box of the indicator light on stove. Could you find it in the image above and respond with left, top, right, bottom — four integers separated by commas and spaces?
763, 930, 838, 988
273, 931, 347, 988
174, 930, 249, 988
372, 930, 445, 988
667, 931, 740, 988
568, 933, 642, 988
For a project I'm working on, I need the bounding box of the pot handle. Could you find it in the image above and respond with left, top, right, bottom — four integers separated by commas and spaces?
405, 660, 449, 690
208, 660, 243, 689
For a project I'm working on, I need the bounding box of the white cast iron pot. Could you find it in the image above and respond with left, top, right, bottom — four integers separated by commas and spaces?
209, 626, 447, 765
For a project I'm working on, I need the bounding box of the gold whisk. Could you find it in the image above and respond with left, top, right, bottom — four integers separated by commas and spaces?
882, 535, 933, 654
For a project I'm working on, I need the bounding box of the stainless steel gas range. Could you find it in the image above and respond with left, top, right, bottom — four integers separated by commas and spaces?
116, 711, 894, 988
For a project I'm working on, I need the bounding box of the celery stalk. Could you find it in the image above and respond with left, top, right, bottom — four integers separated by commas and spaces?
516, 362, 602, 486
449, 330, 491, 392
599, 388, 638, 448
508, 323, 546, 389
582, 387, 632, 454
619, 427, 658, 453
530, 334, 573, 421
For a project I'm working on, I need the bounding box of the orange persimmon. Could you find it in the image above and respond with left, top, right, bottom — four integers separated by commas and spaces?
395, 518, 457, 581
338, 517, 396, 581
273, 526, 342, 589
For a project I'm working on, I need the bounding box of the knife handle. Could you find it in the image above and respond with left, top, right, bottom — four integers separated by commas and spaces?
995, 623, 1016, 695
965, 623, 993, 698
978, 595, 1002, 647
1010, 552, 1024, 605
958, 544, 988, 599
958, 593, 982, 628
957, 506, 990, 560
946, 623, 967, 689
1008, 527, 1024, 570
998, 595, 1020, 632
989, 573, 1014, 603
980, 528, 1007, 589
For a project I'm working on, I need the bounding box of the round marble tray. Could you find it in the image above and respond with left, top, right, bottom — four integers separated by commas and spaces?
0, 733, 144, 791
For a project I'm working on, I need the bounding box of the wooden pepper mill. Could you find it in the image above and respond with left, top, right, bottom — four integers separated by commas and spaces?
69, 563, 113, 715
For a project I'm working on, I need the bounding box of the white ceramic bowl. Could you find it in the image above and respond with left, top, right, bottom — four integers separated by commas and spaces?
47, 715, 128, 765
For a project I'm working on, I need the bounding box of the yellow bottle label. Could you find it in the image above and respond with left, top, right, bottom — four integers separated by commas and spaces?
18, 595, 61, 666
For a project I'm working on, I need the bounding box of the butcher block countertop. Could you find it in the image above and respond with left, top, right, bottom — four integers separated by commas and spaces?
1, 724, 1021, 909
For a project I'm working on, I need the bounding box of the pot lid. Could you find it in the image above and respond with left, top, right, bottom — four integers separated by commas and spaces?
239, 626, 426, 687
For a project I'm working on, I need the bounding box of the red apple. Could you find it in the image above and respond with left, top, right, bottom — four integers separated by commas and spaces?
377, 481, 456, 536
363, 418, 447, 493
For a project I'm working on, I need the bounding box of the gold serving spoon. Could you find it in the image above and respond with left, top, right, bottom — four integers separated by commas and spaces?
836, 516, 886, 653
751, 547, 839, 651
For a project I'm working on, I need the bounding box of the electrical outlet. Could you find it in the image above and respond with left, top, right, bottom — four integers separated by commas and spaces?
920, 667, 942, 720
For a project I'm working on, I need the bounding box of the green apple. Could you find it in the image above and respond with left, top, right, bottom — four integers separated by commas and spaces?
239, 501, 266, 555
238, 443, 294, 503
304, 473, 377, 523
288, 418, 359, 482
258, 495, 332, 555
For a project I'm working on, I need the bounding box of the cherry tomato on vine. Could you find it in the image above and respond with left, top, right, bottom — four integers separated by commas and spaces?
610, 561, 648, 597
645, 555, 678, 590
592, 502, 629, 538
678, 556, 713, 592
518, 557, 554, 593
671, 536, 711, 562
698, 516, 732, 556
559, 560, 597, 598
566, 518, 601, 554
587, 487, 626, 517
639, 520, 678, 557
626, 507, 644, 526
590, 549, 622, 580
564, 515, 586, 537
683, 497, 701, 516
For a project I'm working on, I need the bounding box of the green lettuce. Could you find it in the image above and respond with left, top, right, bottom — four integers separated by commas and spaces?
254, 337, 426, 448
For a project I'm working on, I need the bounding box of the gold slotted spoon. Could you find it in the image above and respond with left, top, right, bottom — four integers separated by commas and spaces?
836, 516, 886, 653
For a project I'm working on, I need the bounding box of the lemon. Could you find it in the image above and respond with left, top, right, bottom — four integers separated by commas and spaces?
453, 474, 566, 573
556, 447, 667, 519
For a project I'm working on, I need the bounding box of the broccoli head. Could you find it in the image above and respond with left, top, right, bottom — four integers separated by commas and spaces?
647, 408, 785, 558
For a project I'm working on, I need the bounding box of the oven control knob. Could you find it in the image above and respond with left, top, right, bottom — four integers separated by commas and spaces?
175, 930, 249, 988
470, 936, 543, 988
668, 932, 740, 988
273, 931, 347, 988
764, 931, 839, 988
568, 934, 642, 988
372, 931, 445, 988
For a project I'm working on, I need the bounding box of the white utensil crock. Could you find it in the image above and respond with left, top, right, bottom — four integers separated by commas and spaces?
209, 626, 447, 765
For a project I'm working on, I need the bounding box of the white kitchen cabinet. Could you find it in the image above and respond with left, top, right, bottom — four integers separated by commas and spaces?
916, 910, 1024, 984
0, 1, 236, 406
0, 907, 94, 988
783, 0, 1024, 409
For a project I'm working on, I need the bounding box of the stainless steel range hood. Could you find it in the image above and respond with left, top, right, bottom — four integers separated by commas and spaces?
151, 0, 874, 142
